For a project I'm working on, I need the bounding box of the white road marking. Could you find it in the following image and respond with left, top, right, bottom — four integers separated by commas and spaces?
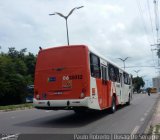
131, 126, 140, 134
11, 116, 15, 119
146, 110, 150, 113
144, 113, 148, 116
1, 133, 19, 140
140, 118, 145, 122
45, 110, 51, 113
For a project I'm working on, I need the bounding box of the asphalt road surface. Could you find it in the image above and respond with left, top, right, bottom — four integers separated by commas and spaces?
0, 93, 159, 139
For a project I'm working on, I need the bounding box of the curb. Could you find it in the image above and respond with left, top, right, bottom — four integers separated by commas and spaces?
0, 106, 33, 112
144, 94, 160, 134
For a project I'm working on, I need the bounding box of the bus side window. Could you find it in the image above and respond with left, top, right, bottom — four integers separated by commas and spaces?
108, 64, 119, 82
90, 53, 101, 78
120, 73, 122, 86
123, 72, 129, 85
102, 66, 107, 81
115, 67, 120, 83
108, 64, 114, 81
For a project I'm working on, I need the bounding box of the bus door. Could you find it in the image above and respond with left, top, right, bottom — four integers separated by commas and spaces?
101, 65, 108, 108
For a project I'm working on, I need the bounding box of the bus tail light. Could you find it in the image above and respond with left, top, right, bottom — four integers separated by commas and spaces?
80, 92, 85, 98
92, 88, 96, 96
35, 90, 40, 100
36, 94, 40, 100
80, 88, 86, 98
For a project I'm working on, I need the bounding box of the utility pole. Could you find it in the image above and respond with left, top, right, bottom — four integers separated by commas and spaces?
152, 0, 160, 75
151, 44, 160, 74
154, 0, 159, 44
155, 67, 160, 76
151, 44, 160, 58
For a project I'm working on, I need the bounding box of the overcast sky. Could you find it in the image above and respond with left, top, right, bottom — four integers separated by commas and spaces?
0, 0, 159, 86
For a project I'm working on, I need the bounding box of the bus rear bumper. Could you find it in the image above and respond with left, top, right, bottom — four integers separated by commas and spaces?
33, 97, 89, 110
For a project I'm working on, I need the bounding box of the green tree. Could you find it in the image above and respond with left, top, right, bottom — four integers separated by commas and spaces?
24, 52, 36, 81
0, 47, 36, 105
8, 47, 19, 58
132, 76, 145, 93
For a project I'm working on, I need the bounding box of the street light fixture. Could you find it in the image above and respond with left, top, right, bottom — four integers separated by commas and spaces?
117, 57, 130, 70
134, 70, 141, 77
49, 6, 84, 46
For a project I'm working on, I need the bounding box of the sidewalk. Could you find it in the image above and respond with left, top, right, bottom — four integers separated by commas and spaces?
147, 94, 160, 134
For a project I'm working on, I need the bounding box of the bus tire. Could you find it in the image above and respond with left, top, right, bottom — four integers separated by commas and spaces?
111, 96, 116, 113
126, 94, 131, 105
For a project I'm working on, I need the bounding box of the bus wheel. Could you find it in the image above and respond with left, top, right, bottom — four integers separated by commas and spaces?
111, 96, 116, 113
126, 94, 130, 105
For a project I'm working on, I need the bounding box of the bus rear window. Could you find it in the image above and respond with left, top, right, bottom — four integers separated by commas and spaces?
90, 53, 101, 78
36, 46, 87, 70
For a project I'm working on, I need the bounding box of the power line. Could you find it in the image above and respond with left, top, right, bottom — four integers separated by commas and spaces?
125, 66, 155, 68
146, 0, 157, 73
147, 0, 156, 44
136, 0, 157, 77
153, 0, 160, 76
136, 0, 151, 45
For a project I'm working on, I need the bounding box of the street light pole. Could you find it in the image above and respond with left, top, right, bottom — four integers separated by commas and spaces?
49, 6, 84, 46
146, 80, 149, 88
141, 75, 146, 79
117, 57, 130, 70
65, 19, 69, 45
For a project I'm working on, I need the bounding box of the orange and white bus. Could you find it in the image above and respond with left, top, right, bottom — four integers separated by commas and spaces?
33, 45, 133, 113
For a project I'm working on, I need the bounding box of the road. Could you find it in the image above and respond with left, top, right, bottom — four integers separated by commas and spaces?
0, 94, 159, 139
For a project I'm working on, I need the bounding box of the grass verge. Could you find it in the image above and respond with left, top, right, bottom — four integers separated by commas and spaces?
0, 103, 33, 111
148, 124, 160, 134
155, 124, 160, 134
